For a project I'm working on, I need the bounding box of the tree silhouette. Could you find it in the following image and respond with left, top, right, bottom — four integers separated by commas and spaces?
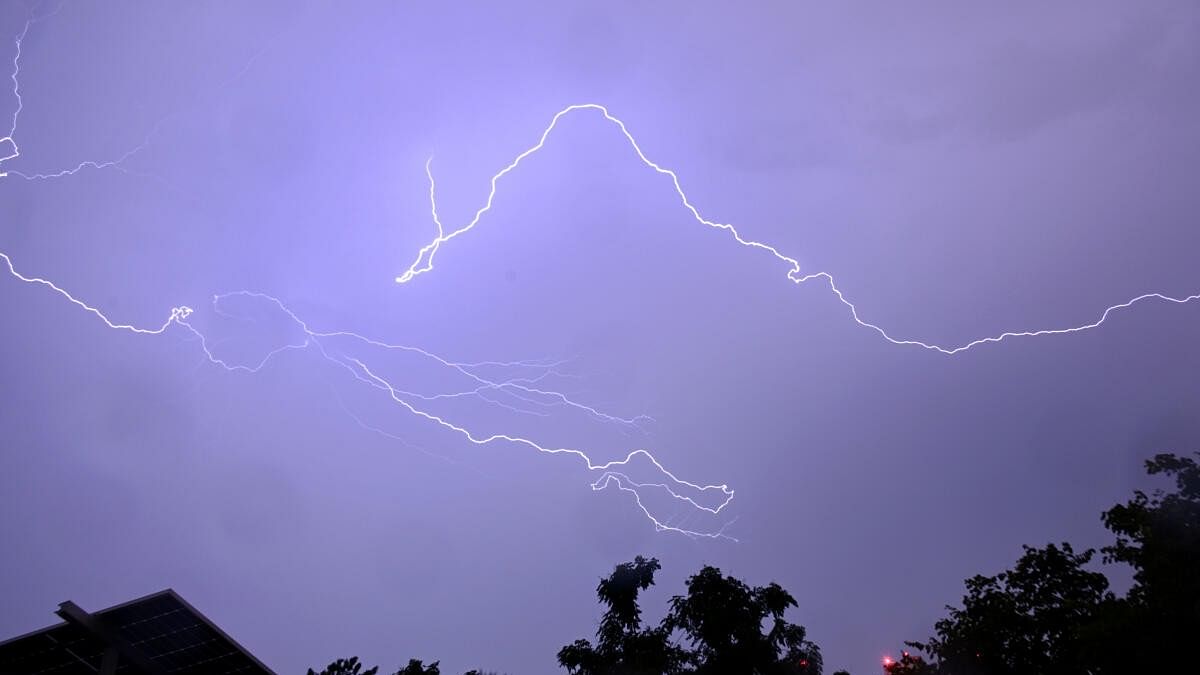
1096, 451, 1200, 671
393, 660, 440, 675
306, 657, 442, 675
882, 652, 934, 675
906, 542, 1109, 674
557, 556, 692, 675
307, 657, 379, 675
665, 566, 822, 675
559, 557, 829, 675
306, 456, 1200, 675
890, 452, 1200, 675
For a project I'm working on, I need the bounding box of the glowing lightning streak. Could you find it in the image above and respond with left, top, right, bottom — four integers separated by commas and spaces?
4, 7, 1192, 543
399, 103, 1200, 355
0, 251, 192, 332
0, 10, 735, 540
185, 294, 729, 534
0, 3, 160, 181
197, 290, 651, 426
317, 329, 654, 425
1, 250, 736, 539
0, 1, 283, 184
345, 357, 735, 538
0, 8, 34, 177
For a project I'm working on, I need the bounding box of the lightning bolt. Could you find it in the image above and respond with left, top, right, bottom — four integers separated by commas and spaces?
8, 4, 1194, 545
1, 2, 157, 181
0, 10, 736, 540
0, 0, 279, 184
0, 6, 35, 177
1, 250, 737, 539
399, 103, 1200, 355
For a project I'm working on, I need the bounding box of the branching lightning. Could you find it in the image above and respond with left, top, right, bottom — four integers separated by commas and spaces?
4, 6, 1196, 544
0, 2, 159, 181
400, 103, 1200, 355
0, 12, 733, 540
0, 7, 34, 177
1, 249, 736, 539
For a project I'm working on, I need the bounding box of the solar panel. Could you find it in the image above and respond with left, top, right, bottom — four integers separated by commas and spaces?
0, 590, 276, 675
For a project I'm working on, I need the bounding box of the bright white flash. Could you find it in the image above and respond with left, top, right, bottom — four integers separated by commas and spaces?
399, 103, 1200, 355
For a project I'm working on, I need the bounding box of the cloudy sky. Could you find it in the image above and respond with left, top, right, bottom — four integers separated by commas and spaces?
2, 1, 1198, 673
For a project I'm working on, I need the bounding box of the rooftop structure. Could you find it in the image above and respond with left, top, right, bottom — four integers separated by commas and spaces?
0, 589, 275, 675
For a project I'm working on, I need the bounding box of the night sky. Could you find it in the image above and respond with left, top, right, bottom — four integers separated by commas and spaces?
2, 2, 1199, 674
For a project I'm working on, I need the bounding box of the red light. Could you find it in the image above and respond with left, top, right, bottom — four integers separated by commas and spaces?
883, 656, 894, 666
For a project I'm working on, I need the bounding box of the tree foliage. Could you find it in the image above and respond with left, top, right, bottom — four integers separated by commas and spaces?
882, 652, 934, 675
1097, 451, 1200, 670
307, 657, 379, 675
890, 452, 1200, 675
558, 557, 825, 675
666, 566, 821, 675
308, 451, 1200, 675
307, 657, 439, 675
557, 556, 694, 675
394, 660, 440, 675
902, 543, 1109, 675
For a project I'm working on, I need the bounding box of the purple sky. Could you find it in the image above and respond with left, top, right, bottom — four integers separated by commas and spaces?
2, 2, 1199, 673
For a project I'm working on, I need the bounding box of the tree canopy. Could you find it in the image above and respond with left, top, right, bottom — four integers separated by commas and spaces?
308, 452, 1199, 675
558, 557, 823, 675
307, 657, 440, 675
307, 657, 379, 675
887, 452, 1200, 675
557, 556, 692, 675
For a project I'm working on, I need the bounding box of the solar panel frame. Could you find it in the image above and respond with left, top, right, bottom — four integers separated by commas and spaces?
0, 590, 276, 675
